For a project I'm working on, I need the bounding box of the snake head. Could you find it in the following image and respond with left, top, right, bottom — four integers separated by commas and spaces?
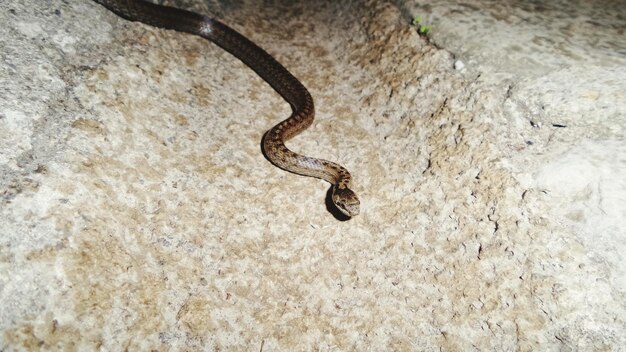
332, 186, 360, 217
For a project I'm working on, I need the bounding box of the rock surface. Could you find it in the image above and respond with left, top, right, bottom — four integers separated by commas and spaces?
1, 0, 624, 350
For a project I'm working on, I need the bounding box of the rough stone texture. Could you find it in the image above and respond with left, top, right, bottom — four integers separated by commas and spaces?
1, 0, 624, 350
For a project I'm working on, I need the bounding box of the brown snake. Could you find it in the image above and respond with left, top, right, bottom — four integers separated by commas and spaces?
93, 0, 360, 217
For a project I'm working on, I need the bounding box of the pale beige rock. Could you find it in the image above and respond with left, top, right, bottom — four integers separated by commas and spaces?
1, 0, 624, 350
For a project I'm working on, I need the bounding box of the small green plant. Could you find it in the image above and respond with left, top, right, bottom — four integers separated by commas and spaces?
411, 15, 431, 36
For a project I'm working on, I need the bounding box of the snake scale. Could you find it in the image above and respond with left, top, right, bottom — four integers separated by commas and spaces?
93, 0, 360, 217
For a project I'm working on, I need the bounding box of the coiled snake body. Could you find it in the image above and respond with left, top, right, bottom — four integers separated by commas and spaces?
93, 0, 360, 217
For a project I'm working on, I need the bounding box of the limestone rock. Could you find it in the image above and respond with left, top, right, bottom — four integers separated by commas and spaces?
1, 0, 624, 350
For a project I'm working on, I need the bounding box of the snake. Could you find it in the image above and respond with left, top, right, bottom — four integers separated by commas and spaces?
92, 0, 360, 217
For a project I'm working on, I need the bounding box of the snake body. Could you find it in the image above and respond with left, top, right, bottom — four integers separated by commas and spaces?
93, 0, 360, 217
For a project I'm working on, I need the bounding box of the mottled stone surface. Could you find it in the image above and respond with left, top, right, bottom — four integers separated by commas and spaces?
1, 0, 624, 350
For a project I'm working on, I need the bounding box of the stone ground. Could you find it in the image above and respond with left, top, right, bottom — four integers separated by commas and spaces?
1, 0, 624, 350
